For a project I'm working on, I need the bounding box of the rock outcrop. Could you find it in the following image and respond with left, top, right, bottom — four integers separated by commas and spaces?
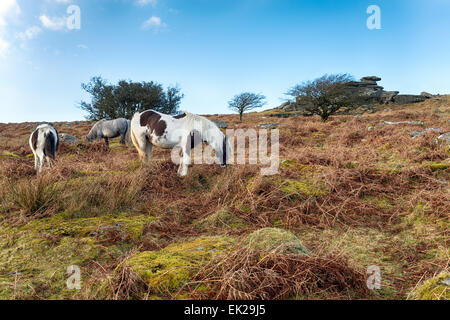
280, 76, 431, 113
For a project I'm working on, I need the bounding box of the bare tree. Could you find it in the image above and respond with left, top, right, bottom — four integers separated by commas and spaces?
286, 74, 361, 121
228, 92, 266, 122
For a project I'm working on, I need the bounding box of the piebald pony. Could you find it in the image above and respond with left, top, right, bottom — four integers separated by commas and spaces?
131, 110, 229, 176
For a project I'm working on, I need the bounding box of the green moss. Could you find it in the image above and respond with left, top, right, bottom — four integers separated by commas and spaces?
361, 196, 394, 209
423, 161, 450, 171
412, 272, 450, 300
199, 208, 246, 229
22, 213, 155, 241
281, 160, 317, 172
127, 236, 234, 294
244, 228, 309, 255
0, 152, 20, 159
281, 179, 328, 198
0, 227, 101, 299
344, 161, 359, 169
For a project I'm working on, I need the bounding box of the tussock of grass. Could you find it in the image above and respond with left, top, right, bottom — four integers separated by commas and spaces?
6, 175, 61, 218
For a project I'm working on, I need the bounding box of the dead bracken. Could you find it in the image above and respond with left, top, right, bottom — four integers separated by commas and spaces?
0, 97, 449, 299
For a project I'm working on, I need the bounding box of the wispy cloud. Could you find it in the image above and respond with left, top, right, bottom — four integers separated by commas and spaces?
77, 44, 88, 49
0, 37, 10, 56
39, 14, 66, 30
142, 16, 166, 30
137, 0, 157, 6
16, 26, 42, 40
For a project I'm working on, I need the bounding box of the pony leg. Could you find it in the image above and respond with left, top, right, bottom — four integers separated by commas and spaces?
104, 137, 109, 148
46, 156, 55, 168
37, 155, 44, 174
145, 143, 153, 163
120, 132, 126, 145
131, 130, 147, 163
179, 139, 191, 177
34, 154, 40, 172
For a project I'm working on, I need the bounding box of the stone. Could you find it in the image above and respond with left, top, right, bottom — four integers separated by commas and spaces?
277, 76, 429, 113
420, 92, 433, 98
258, 123, 280, 129
413, 272, 450, 300
382, 121, 427, 127
380, 91, 399, 103
60, 133, 80, 144
411, 128, 442, 138
393, 95, 427, 105
361, 76, 382, 82
213, 121, 228, 129
436, 132, 450, 144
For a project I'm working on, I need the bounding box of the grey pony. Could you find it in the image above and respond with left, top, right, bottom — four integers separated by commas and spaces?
86, 118, 129, 147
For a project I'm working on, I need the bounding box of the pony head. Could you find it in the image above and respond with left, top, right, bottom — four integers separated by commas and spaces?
86, 119, 104, 142
202, 120, 229, 168
186, 113, 229, 168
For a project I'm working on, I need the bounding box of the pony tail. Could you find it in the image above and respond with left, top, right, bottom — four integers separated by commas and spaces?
44, 132, 57, 160
223, 135, 227, 165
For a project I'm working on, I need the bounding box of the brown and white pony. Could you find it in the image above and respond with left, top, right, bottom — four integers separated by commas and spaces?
130, 110, 229, 176
29, 124, 59, 173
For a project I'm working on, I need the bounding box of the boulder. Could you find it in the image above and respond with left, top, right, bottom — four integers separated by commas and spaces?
436, 132, 450, 144
380, 91, 399, 103
258, 123, 281, 129
412, 272, 450, 300
213, 121, 228, 129
381, 121, 427, 127
420, 92, 433, 98
127, 236, 234, 293
60, 133, 80, 144
411, 128, 443, 138
361, 76, 382, 82
393, 95, 427, 105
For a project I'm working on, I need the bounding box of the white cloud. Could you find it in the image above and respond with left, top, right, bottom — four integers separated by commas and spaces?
55, 0, 72, 3
16, 26, 42, 40
142, 16, 166, 30
39, 14, 66, 30
137, 0, 157, 6
77, 44, 88, 49
0, 0, 21, 27
0, 37, 10, 56
0, 0, 20, 57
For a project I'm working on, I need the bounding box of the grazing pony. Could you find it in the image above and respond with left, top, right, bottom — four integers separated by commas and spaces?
29, 124, 59, 173
130, 110, 229, 176
86, 118, 129, 147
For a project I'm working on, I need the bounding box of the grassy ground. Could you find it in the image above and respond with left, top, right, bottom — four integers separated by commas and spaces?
0, 98, 448, 300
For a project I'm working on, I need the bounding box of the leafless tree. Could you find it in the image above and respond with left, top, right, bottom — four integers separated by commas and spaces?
228, 92, 266, 122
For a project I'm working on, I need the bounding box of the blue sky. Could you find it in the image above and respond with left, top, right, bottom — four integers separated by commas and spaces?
0, 0, 449, 123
